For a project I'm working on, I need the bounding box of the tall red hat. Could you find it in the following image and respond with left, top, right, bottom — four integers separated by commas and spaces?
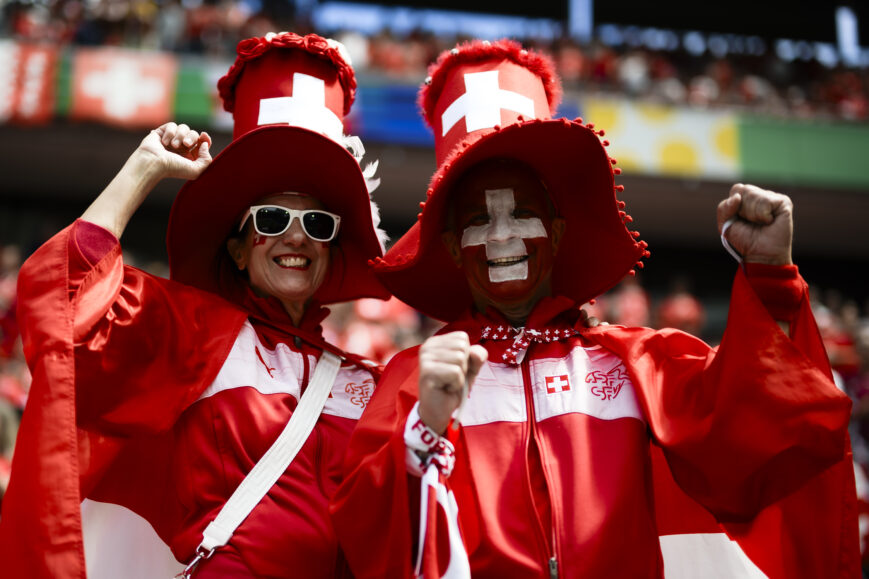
372, 39, 648, 322
167, 32, 389, 304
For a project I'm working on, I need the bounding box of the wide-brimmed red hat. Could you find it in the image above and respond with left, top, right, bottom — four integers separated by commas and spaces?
372, 39, 648, 322
167, 32, 389, 305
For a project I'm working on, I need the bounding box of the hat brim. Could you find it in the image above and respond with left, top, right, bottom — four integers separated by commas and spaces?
167, 124, 389, 304
375, 119, 644, 322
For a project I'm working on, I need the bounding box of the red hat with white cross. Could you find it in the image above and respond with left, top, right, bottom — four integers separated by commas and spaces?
167, 32, 389, 305
372, 39, 648, 322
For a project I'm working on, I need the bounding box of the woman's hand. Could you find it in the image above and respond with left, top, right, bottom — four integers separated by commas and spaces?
139, 123, 212, 181
417, 332, 488, 434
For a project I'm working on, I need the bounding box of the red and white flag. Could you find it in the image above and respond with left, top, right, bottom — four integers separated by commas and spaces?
71, 47, 176, 128
415, 464, 471, 579
0, 40, 58, 125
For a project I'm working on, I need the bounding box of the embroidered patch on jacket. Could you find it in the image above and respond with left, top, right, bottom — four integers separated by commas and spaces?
344, 378, 375, 409
586, 367, 629, 400
545, 375, 571, 394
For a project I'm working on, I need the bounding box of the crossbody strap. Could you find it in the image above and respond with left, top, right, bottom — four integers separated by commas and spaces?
178, 350, 343, 577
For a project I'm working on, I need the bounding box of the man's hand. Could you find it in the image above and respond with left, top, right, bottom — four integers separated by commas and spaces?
140, 122, 213, 181
717, 183, 794, 265
418, 332, 488, 434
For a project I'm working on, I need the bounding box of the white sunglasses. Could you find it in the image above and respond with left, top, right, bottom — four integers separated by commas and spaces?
239, 205, 341, 242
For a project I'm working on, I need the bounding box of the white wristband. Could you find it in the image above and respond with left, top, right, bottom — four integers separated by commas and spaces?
720, 218, 744, 264
403, 402, 456, 477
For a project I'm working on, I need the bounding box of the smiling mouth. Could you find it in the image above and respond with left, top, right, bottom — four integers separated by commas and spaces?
275, 256, 310, 269
487, 256, 528, 267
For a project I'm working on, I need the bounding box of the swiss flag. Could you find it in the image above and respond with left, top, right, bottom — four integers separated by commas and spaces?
0, 41, 58, 125
545, 374, 570, 394
71, 47, 176, 128
416, 464, 471, 579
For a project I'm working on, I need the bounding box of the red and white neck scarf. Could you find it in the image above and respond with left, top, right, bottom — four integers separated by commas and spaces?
480, 324, 578, 364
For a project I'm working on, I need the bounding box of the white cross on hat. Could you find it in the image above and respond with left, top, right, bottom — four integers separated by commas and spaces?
258, 72, 344, 141
440, 70, 536, 136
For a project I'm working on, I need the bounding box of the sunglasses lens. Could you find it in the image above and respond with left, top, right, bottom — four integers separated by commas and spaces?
302, 211, 338, 241
254, 207, 291, 235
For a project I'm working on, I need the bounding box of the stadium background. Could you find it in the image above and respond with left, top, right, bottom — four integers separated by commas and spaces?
2, 0, 869, 568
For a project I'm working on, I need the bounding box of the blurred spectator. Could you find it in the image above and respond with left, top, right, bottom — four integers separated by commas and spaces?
607, 274, 651, 327
654, 275, 706, 337
553, 38, 586, 85
617, 49, 651, 96
323, 296, 439, 365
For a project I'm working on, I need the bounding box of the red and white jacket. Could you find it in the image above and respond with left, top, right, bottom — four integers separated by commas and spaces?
331, 267, 859, 578
0, 220, 378, 579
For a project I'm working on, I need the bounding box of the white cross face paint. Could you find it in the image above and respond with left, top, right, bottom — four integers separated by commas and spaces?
460, 188, 547, 283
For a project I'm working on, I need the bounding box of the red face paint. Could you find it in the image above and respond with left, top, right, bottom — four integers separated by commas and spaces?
253, 233, 267, 246
451, 163, 559, 311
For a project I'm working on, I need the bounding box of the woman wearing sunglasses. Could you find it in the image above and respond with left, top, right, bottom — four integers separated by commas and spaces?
0, 33, 390, 579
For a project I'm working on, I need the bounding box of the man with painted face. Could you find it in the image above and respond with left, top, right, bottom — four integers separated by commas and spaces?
331, 40, 859, 578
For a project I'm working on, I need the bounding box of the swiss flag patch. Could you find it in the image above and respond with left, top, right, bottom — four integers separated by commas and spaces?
545, 375, 570, 394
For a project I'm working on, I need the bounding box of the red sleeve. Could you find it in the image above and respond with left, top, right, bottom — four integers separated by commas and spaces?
593, 266, 858, 578
595, 266, 850, 519
71, 219, 118, 267
65, 219, 247, 435
743, 262, 805, 322
330, 347, 423, 579
0, 221, 247, 579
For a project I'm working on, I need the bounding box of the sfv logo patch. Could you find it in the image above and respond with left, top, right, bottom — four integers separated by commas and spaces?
345, 379, 375, 409
545, 375, 571, 394
586, 367, 629, 400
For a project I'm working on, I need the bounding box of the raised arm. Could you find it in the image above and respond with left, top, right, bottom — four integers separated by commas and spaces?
81, 122, 212, 238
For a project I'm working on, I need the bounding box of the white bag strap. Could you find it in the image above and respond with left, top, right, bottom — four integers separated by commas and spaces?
178, 350, 343, 577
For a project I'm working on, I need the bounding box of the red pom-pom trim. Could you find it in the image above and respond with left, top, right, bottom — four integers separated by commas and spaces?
218, 32, 357, 115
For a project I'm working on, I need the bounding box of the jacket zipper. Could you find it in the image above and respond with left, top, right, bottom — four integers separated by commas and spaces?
520, 359, 559, 577
300, 340, 310, 395
549, 555, 559, 579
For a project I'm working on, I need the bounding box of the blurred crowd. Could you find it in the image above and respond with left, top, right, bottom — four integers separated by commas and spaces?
1, 0, 869, 121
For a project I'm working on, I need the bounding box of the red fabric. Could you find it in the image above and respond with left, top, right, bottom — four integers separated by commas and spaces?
2, 220, 377, 578
743, 262, 805, 321
373, 120, 645, 322
651, 266, 860, 578
331, 268, 857, 578
416, 464, 470, 578
219, 32, 356, 117
0, 221, 246, 578
420, 39, 561, 129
